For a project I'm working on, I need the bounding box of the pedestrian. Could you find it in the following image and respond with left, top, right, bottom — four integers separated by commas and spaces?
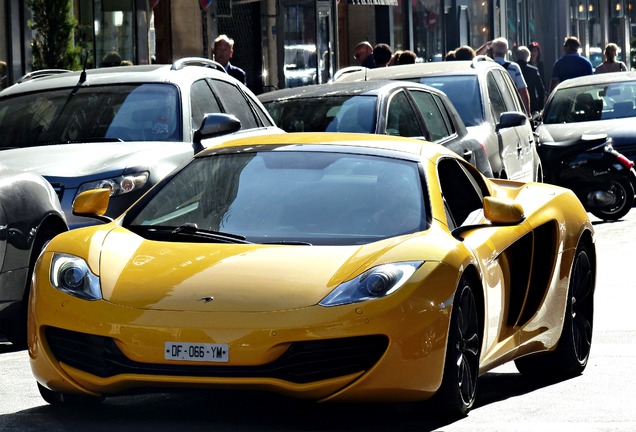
444, 50, 456, 61
454, 45, 476, 61
490, 38, 531, 115
213, 34, 247, 85
372, 43, 393, 67
353, 41, 375, 69
101, 51, 122, 67
550, 36, 593, 93
594, 43, 628, 74
528, 42, 546, 87
389, 50, 403, 66
397, 50, 417, 65
516, 46, 545, 114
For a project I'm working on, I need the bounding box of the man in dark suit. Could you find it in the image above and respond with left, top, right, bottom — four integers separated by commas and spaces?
213, 34, 247, 85
516, 46, 545, 114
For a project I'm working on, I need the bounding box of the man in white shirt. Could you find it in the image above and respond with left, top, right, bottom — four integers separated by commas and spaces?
489, 38, 531, 116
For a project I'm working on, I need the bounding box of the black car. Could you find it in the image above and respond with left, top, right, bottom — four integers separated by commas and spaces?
259, 80, 493, 177
337, 58, 542, 182
0, 164, 68, 347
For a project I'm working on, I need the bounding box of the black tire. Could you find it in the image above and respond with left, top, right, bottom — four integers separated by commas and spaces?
515, 242, 594, 378
37, 383, 104, 406
430, 277, 481, 417
0, 228, 60, 348
590, 178, 634, 221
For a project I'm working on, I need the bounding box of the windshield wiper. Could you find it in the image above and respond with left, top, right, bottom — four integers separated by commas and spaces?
171, 223, 252, 244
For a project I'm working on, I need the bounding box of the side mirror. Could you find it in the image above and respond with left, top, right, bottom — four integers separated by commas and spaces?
496, 111, 527, 132
72, 188, 113, 223
483, 196, 525, 224
192, 113, 242, 154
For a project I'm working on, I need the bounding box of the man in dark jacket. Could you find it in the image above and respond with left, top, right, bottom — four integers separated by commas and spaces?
516, 46, 545, 114
213, 34, 247, 85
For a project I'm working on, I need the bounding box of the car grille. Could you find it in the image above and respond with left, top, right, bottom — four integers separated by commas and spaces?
49, 182, 64, 202
45, 327, 388, 384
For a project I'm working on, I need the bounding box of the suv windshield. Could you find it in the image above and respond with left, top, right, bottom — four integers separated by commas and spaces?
0, 83, 180, 149
418, 76, 483, 127
127, 150, 427, 245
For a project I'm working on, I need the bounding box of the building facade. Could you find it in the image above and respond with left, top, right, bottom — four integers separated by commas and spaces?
1, 0, 636, 92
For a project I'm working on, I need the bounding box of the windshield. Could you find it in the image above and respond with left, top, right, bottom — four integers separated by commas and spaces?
418, 76, 483, 126
127, 150, 428, 245
264, 95, 377, 133
0, 83, 180, 149
543, 81, 636, 124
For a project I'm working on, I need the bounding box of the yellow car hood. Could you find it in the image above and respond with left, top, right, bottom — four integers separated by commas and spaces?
96, 227, 425, 312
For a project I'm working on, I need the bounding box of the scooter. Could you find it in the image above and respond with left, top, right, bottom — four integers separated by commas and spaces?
537, 134, 636, 221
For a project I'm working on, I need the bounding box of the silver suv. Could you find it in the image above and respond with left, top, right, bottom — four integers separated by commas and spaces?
0, 58, 279, 228
337, 57, 541, 182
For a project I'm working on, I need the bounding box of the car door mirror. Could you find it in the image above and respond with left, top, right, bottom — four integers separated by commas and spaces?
496, 111, 527, 132
483, 196, 525, 224
72, 189, 113, 223
192, 113, 242, 154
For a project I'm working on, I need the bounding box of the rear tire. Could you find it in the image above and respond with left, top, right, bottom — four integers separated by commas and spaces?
590, 178, 634, 221
430, 276, 481, 417
515, 242, 594, 378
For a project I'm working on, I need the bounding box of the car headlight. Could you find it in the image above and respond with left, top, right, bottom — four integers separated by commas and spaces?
50, 253, 102, 301
77, 172, 149, 197
319, 261, 423, 307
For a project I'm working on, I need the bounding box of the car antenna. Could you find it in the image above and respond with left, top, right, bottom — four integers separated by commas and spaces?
78, 49, 89, 84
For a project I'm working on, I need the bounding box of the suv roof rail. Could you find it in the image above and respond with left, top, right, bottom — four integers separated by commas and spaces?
470, 55, 495, 68
17, 69, 72, 84
171, 57, 227, 73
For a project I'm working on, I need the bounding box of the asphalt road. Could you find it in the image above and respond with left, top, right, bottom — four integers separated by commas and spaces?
1, 211, 635, 432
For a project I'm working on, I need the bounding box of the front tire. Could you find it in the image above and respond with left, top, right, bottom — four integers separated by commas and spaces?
430, 277, 481, 417
590, 178, 634, 221
515, 242, 594, 378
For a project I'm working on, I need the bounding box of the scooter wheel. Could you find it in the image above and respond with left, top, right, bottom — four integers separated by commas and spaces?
590, 178, 634, 221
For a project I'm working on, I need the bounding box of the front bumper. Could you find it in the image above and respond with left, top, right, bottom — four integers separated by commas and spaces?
29, 259, 458, 403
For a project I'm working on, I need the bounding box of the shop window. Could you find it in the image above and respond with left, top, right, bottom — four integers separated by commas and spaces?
93, 0, 136, 67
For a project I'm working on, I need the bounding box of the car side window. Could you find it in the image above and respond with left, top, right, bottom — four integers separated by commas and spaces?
494, 70, 520, 112
437, 158, 488, 229
208, 79, 259, 129
191, 79, 223, 133
409, 90, 453, 142
386, 91, 424, 137
486, 71, 507, 121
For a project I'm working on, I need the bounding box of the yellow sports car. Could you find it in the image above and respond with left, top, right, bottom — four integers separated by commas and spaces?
29, 129, 596, 416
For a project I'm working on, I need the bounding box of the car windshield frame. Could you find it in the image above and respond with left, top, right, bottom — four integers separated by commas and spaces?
543, 80, 636, 124
125, 148, 430, 246
417, 75, 484, 127
0, 83, 182, 149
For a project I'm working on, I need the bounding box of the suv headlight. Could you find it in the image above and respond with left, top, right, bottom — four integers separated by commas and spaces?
50, 253, 102, 301
319, 261, 423, 307
77, 172, 149, 197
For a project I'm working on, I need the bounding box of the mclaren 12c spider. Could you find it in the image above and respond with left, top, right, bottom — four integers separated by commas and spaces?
28, 129, 596, 415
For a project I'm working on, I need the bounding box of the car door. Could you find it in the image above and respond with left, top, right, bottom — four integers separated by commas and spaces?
0, 200, 6, 274
494, 70, 535, 181
486, 71, 528, 180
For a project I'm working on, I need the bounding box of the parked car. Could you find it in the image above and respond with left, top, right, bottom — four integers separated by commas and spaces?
0, 58, 280, 229
0, 164, 67, 347
535, 71, 636, 164
30, 127, 595, 416
259, 80, 493, 176
337, 57, 542, 182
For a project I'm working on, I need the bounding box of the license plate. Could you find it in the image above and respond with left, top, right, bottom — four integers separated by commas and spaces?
165, 342, 229, 362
